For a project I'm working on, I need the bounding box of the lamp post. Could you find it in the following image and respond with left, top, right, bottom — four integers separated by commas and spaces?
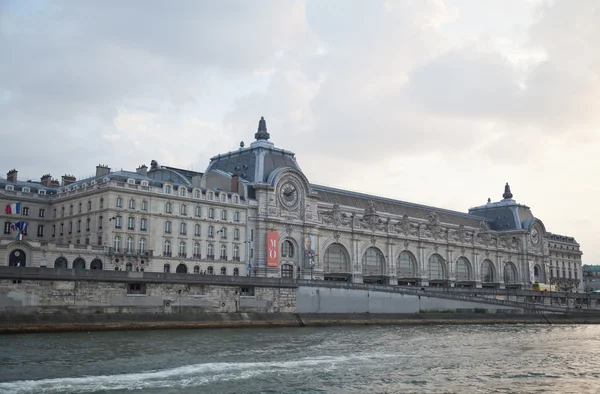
309, 258, 315, 280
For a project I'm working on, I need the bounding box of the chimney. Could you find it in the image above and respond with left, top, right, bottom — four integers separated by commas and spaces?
231, 173, 239, 193
61, 174, 76, 186
95, 165, 111, 177
41, 174, 52, 187
6, 169, 17, 183
136, 164, 148, 176
50, 179, 60, 187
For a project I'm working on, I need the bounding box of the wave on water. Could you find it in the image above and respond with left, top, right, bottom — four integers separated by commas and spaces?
0, 353, 398, 394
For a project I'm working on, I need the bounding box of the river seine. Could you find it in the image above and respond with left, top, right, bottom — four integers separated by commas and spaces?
1, 324, 600, 393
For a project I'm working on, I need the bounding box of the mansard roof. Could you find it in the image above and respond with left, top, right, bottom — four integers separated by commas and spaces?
0, 177, 58, 194
312, 184, 491, 228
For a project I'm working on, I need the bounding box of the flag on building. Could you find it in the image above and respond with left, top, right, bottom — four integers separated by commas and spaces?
5, 202, 21, 215
11, 221, 28, 240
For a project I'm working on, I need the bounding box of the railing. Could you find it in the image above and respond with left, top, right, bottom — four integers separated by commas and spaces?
106, 248, 153, 257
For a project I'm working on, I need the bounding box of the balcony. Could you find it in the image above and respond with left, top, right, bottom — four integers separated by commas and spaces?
232, 256, 241, 262
163, 251, 172, 257
178, 253, 187, 258
106, 248, 154, 257
206, 254, 215, 260
220, 255, 228, 261
193, 254, 202, 259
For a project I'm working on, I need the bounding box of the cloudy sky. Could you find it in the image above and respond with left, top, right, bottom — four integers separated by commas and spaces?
1, 0, 598, 262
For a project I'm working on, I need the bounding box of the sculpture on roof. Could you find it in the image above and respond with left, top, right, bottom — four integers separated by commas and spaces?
255, 116, 270, 141
502, 182, 513, 199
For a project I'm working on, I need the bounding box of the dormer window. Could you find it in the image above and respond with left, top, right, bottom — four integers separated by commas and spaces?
180, 187, 187, 197
208, 192, 213, 201
141, 180, 148, 187
22, 187, 30, 193
220, 193, 226, 202
164, 185, 172, 194
127, 179, 135, 184
193, 189, 200, 199
5, 185, 14, 191
233, 195, 239, 204
38, 190, 46, 195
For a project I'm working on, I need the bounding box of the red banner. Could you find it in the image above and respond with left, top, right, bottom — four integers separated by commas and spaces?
267, 232, 279, 267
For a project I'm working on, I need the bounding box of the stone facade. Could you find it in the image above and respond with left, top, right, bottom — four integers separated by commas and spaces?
0, 117, 584, 291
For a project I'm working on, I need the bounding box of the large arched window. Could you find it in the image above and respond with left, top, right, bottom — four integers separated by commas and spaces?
504, 262, 517, 285
220, 244, 227, 260
113, 236, 121, 251
323, 243, 350, 273
481, 260, 495, 282
455, 257, 471, 281
221, 267, 227, 275
139, 238, 146, 253
207, 243, 214, 258
90, 259, 103, 270
428, 254, 446, 280
362, 247, 385, 277
126, 237, 134, 253
54, 256, 68, 269
73, 258, 86, 270
397, 251, 418, 278
233, 267, 239, 276
125, 262, 133, 271
282, 240, 294, 258
164, 240, 171, 255
176, 263, 187, 273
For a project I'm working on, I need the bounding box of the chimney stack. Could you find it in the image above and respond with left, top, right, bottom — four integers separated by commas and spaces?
41, 174, 52, 187
50, 179, 60, 187
231, 173, 239, 193
61, 174, 76, 186
6, 169, 17, 183
136, 164, 148, 176
95, 165, 111, 177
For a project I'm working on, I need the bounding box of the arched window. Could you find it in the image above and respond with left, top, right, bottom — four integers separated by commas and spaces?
534, 265, 541, 282
139, 238, 146, 253
362, 247, 385, 277
282, 240, 294, 258
233, 196, 239, 204
504, 262, 517, 284
481, 259, 495, 282
193, 189, 200, 199
180, 222, 187, 235
208, 192, 214, 201
221, 267, 227, 275
220, 227, 227, 240
220, 244, 227, 260
179, 241, 186, 257
128, 199, 135, 209
126, 216, 134, 230
281, 264, 294, 278
221, 194, 226, 202
208, 208, 214, 218
141, 200, 148, 211
165, 202, 172, 213
234, 211, 240, 222
234, 228, 240, 240
87, 200, 92, 211
195, 206, 201, 217
194, 265, 200, 274
193, 242, 201, 258
180, 187, 187, 197
208, 225, 214, 238
164, 185, 172, 194
221, 210, 227, 220
73, 258, 86, 270
90, 259, 103, 270
455, 257, 471, 281
233, 267, 239, 276
194, 224, 201, 236
207, 266, 214, 274
116, 197, 122, 208
99, 198, 104, 209
125, 262, 133, 271
233, 245, 240, 260
428, 254, 446, 280
176, 263, 187, 273
164, 263, 171, 273
323, 243, 350, 273
181, 204, 187, 215
207, 243, 214, 258
164, 221, 171, 234
54, 257, 68, 269
164, 240, 171, 255
113, 236, 121, 251
397, 251, 418, 278
126, 237, 134, 253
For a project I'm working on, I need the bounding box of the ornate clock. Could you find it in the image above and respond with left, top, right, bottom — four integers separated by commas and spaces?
531, 226, 540, 246
279, 181, 299, 209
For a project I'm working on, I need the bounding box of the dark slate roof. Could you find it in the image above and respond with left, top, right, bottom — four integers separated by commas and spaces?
311, 184, 490, 227
468, 198, 534, 231
206, 144, 301, 183
547, 232, 578, 244
0, 177, 59, 194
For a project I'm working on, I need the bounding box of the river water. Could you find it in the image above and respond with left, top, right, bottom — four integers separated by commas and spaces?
1, 324, 600, 393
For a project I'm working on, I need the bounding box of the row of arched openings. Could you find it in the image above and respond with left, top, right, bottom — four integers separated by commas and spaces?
52, 256, 103, 270
320, 243, 519, 285
163, 263, 240, 276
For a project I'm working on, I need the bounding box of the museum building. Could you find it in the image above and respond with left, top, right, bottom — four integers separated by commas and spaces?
0, 117, 584, 290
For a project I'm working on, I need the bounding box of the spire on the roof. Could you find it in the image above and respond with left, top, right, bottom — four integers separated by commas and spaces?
502, 182, 513, 200
254, 116, 270, 141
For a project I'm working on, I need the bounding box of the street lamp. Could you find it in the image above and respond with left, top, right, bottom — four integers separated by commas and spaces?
309, 258, 315, 280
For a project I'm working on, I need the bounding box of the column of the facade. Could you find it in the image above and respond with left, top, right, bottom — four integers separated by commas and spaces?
496, 254, 505, 289
446, 247, 455, 285
474, 250, 482, 288
387, 239, 395, 285
351, 234, 362, 283
419, 243, 428, 286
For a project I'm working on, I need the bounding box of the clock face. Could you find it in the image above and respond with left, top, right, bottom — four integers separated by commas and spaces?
531, 227, 540, 246
279, 181, 299, 208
